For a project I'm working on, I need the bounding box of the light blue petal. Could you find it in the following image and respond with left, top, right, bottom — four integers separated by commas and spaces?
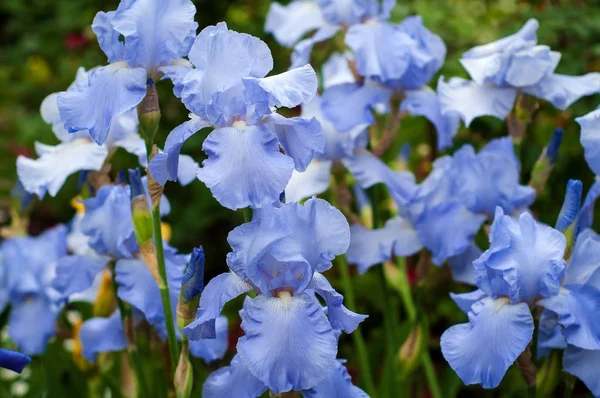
290, 26, 340, 69
58, 63, 147, 145
415, 202, 486, 265
322, 82, 392, 132
563, 346, 600, 397
159, 60, 193, 98
111, 0, 198, 69
285, 160, 333, 203
345, 22, 412, 83
555, 180, 582, 232
303, 359, 368, 398
9, 297, 58, 355
503, 46, 559, 87
539, 285, 600, 350
243, 64, 318, 109
0, 349, 31, 374
53, 254, 108, 299
577, 109, 600, 175
440, 297, 534, 388
537, 310, 566, 358
400, 87, 460, 150
265, 1, 326, 47
474, 208, 566, 304
449, 289, 487, 313
523, 73, 600, 110
81, 185, 138, 258
343, 150, 417, 207
309, 272, 367, 333
447, 243, 482, 285
189, 316, 228, 363
79, 311, 127, 361
347, 216, 422, 274
148, 116, 211, 185
575, 181, 600, 238
176, 154, 199, 186
17, 140, 108, 198
202, 354, 267, 398
438, 77, 517, 126
565, 228, 600, 289
183, 272, 253, 340
462, 19, 538, 59
91, 11, 125, 63
322, 53, 355, 89
317, 0, 374, 25
237, 293, 338, 393
196, 125, 294, 210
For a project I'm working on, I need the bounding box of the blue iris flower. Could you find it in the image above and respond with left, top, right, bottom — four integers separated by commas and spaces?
183, 198, 367, 393
1, 226, 68, 355
439, 19, 600, 126
347, 137, 535, 284
0, 349, 31, 374
149, 23, 323, 210
442, 181, 600, 395
56, 0, 198, 145
577, 107, 600, 176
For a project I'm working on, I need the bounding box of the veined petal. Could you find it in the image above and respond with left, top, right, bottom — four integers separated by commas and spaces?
577, 109, 600, 176
183, 272, 253, 340
202, 354, 267, 398
148, 116, 211, 185
243, 64, 318, 109
343, 150, 416, 207
265, 1, 326, 47
285, 160, 332, 203
309, 272, 367, 333
0, 349, 31, 374
539, 285, 600, 350
347, 216, 422, 274
58, 63, 147, 145
79, 311, 127, 361
17, 140, 109, 197
440, 297, 534, 388
263, 113, 323, 172
9, 296, 59, 355
111, 0, 198, 69
438, 77, 517, 126
189, 316, 229, 363
523, 73, 600, 110
449, 289, 487, 313
563, 346, 600, 397
303, 360, 368, 398
53, 254, 109, 299
237, 293, 338, 393
196, 125, 294, 210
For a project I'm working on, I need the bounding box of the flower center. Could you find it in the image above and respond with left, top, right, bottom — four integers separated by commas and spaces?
232, 120, 248, 131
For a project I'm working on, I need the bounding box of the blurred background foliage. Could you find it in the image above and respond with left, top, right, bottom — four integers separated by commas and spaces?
0, 0, 599, 396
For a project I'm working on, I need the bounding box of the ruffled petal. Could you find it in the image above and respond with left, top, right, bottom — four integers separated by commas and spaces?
58, 63, 147, 145
523, 73, 600, 110
285, 160, 332, 203
343, 150, 416, 207
438, 77, 517, 126
303, 359, 368, 398
263, 113, 323, 172
79, 311, 127, 361
0, 349, 31, 374
189, 316, 228, 363
577, 108, 600, 176
9, 297, 58, 355
449, 289, 487, 313
202, 354, 267, 398
440, 297, 534, 388
563, 346, 600, 397
400, 87, 460, 150
111, 0, 198, 68
92, 11, 125, 63
196, 125, 294, 210
322, 82, 392, 132
265, 1, 326, 47
539, 285, 600, 350
159, 60, 193, 98
237, 293, 338, 393
183, 272, 253, 340
346, 216, 422, 274
309, 272, 367, 333
17, 140, 108, 198
53, 254, 109, 299
565, 228, 600, 288
148, 116, 211, 185
447, 243, 482, 285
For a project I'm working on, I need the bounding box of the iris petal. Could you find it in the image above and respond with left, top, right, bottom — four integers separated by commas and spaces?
202, 354, 267, 398
79, 311, 127, 361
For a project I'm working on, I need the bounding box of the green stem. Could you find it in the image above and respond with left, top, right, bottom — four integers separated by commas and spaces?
421, 353, 442, 398
243, 207, 252, 223
152, 205, 179, 369
563, 374, 575, 398
338, 255, 377, 396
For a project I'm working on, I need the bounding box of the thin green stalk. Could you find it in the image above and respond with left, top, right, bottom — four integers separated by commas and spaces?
563, 374, 576, 398
243, 207, 252, 223
338, 255, 376, 396
421, 353, 442, 398
152, 205, 179, 368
